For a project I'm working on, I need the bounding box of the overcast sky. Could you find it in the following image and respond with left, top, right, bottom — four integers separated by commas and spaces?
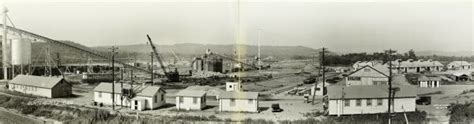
2, 0, 472, 53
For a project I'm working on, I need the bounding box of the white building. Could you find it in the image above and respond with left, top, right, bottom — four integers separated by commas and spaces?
93, 83, 166, 111
388, 59, 443, 73
218, 91, 259, 112
9, 75, 72, 98
345, 65, 389, 86
447, 61, 472, 70
226, 82, 242, 91
175, 90, 207, 110
327, 85, 416, 116
418, 76, 441, 88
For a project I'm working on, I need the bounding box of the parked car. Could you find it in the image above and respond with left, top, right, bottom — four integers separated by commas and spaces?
271, 104, 284, 112
416, 96, 431, 105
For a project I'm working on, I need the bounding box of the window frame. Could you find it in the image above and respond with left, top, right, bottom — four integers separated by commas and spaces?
344, 100, 350, 106
377, 99, 383, 106
230, 99, 236, 106
356, 99, 361, 106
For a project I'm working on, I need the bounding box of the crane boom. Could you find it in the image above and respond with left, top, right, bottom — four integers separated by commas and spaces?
146, 34, 169, 75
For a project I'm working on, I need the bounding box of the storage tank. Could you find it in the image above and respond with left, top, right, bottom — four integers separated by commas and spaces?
11, 38, 32, 65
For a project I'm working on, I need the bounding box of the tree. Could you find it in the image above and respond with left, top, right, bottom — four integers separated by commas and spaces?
408, 49, 417, 60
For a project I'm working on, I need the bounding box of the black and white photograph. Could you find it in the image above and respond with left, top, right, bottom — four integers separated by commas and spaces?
0, 0, 472, 123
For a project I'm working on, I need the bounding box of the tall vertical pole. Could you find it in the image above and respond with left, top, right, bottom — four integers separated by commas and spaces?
2, 6, 7, 80
110, 46, 118, 110
150, 52, 154, 85
322, 47, 326, 95
387, 49, 393, 124
257, 29, 262, 70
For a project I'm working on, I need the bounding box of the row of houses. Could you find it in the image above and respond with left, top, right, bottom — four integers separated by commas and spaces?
6, 75, 259, 112
353, 60, 472, 73
93, 81, 259, 112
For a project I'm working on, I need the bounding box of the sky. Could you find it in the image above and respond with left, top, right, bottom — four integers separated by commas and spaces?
1, 0, 472, 53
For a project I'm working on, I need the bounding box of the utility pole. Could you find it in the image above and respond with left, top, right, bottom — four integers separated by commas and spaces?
2, 6, 8, 80
387, 49, 393, 124
322, 47, 326, 95
110, 46, 118, 110
150, 52, 154, 85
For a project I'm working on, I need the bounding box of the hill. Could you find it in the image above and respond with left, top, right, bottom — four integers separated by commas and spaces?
93, 43, 324, 59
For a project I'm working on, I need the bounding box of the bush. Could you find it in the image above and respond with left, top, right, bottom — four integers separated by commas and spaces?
448, 102, 474, 123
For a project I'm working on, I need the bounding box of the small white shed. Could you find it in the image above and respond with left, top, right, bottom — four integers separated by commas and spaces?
175, 90, 207, 111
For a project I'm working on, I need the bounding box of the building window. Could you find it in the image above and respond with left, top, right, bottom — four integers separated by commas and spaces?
229, 85, 232, 88
348, 77, 361, 81
193, 97, 197, 104
366, 99, 372, 106
179, 97, 183, 104
230, 99, 236, 106
154, 95, 158, 103
356, 99, 361, 106
344, 100, 350, 106
364, 68, 371, 72
98, 92, 102, 98
161, 94, 165, 101
248, 99, 253, 104
377, 99, 383, 106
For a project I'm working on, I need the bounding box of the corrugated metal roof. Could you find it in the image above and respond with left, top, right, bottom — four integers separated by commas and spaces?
218, 91, 259, 99
327, 85, 416, 99
176, 90, 206, 97
10, 75, 64, 89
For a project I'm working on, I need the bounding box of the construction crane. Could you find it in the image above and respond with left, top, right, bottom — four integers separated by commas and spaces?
146, 35, 179, 82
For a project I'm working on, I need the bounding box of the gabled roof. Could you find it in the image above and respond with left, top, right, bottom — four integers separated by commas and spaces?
327, 85, 416, 99
389, 60, 443, 67
346, 65, 389, 78
94, 83, 163, 97
10, 75, 65, 89
94, 83, 131, 94
176, 90, 206, 97
136, 86, 164, 97
448, 61, 471, 66
218, 91, 259, 99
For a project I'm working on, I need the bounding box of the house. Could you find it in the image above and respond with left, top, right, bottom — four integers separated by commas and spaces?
418, 76, 441, 88
8, 75, 72, 98
327, 85, 416, 116
175, 90, 207, 110
93, 83, 166, 111
451, 72, 471, 81
226, 82, 242, 91
387, 59, 443, 73
217, 91, 259, 112
447, 61, 472, 70
131, 85, 166, 111
345, 65, 389, 86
